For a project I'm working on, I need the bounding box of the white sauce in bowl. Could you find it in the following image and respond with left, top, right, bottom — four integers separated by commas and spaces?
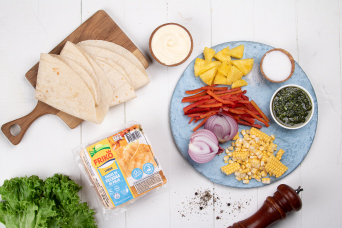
262, 50, 292, 82
151, 24, 191, 65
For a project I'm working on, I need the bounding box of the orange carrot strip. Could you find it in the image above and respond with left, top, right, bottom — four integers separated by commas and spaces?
183, 99, 209, 113
245, 109, 270, 127
197, 103, 223, 108
182, 95, 211, 103
214, 88, 241, 95
183, 91, 208, 99
207, 90, 235, 105
199, 110, 219, 119
189, 117, 195, 124
251, 100, 270, 123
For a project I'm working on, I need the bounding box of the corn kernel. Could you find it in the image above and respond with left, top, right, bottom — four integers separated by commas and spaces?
262, 178, 271, 184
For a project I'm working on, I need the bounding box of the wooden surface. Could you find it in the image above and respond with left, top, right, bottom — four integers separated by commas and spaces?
1, 9, 149, 145
0, 0, 341, 228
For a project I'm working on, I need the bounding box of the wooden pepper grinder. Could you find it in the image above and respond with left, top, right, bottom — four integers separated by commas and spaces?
228, 184, 303, 228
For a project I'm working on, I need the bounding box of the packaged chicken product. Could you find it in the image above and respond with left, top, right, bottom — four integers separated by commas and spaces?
74, 121, 167, 218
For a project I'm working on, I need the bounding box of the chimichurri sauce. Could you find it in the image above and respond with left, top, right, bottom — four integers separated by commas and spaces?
272, 87, 312, 127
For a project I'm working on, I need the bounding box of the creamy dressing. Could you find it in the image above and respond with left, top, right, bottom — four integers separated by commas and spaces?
151, 24, 191, 65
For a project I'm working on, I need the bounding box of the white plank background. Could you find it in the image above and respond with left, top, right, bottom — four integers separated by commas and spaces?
0, 0, 341, 227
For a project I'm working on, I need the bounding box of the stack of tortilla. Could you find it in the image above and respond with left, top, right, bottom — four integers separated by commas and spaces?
35, 41, 149, 124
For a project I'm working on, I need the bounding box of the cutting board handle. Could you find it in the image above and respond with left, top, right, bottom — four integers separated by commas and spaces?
1, 101, 53, 145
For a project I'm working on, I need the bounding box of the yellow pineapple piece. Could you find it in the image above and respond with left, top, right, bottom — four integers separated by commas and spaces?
199, 65, 219, 85
231, 79, 248, 89
213, 73, 228, 85
226, 65, 243, 85
217, 61, 231, 76
231, 59, 254, 76
214, 47, 231, 62
224, 45, 244, 59
203, 47, 216, 65
194, 58, 221, 77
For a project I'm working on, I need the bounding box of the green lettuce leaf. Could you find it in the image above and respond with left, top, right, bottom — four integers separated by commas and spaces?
0, 174, 96, 228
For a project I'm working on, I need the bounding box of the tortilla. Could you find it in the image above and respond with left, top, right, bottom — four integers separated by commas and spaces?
60, 41, 113, 109
93, 58, 137, 107
77, 40, 148, 77
35, 54, 107, 124
77, 45, 150, 90
60, 41, 101, 105
94, 56, 133, 87
53, 55, 98, 105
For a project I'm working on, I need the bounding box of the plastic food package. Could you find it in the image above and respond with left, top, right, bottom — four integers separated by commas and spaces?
73, 121, 168, 219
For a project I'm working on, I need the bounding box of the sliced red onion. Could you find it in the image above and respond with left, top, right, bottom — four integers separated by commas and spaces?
188, 129, 224, 163
204, 112, 238, 143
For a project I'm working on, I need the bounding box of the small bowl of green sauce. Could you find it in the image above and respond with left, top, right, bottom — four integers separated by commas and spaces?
270, 84, 314, 129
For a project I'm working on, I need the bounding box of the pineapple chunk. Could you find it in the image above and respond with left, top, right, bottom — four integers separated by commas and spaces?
232, 79, 248, 89
226, 65, 243, 85
194, 58, 221, 77
217, 61, 231, 76
199, 65, 219, 85
231, 59, 254, 76
214, 47, 231, 62
224, 45, 244, 59
203, 47, 216, 65
213, 73, 228, 85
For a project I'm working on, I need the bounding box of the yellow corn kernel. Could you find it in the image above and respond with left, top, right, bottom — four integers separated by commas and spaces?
233, 132, 240, 140
221, 163, 241, 176
276, 149, 285, 160
228, 146, 234, 151
243, 179, 249, 184
260, 171, 267, 177
250, 128, 272, 143
262, 178, 271, 184
270, 135, 275, 140
265, 156, 288, 178
224, 156, 229, 161
235, 177, 242, 181
233, 151, 249, 161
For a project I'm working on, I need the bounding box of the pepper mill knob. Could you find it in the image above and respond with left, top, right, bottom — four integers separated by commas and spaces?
228, 184, 303, 228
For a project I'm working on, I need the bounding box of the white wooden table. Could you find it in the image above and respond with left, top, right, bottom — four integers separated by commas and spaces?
0, 0, 341, 227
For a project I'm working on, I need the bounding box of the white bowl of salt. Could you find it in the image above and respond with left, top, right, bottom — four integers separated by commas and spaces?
260, 48, 295, 83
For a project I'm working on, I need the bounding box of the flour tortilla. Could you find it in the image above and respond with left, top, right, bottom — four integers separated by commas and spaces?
60, 41, 101, 105
94, 56, 133, 87
60, 42, 113, 122
35, 54, 106, 124
53, 55, 98, 104
93, 58, 137, 107
77, 40, 148, 77
77, 45, 150, 90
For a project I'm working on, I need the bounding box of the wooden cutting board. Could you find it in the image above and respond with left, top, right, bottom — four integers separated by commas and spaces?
1, 10, 149, 145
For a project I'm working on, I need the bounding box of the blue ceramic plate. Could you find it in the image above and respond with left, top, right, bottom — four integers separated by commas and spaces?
170, 41, 318, 188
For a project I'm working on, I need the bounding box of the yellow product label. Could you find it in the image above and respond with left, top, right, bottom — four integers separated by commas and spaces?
87, 139, 116, 168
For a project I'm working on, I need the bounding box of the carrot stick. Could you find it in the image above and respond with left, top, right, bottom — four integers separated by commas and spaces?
187, 113, 202, 117
183, 91, 208, 99
238, 120, 262, 129
237, 100, 250, 104
182, 95, 211, 103
245, 109, 270, 127
184, 108, 210, 115
189, 117, 195, 124
183, 99, 209, 113
199, 110, 218, 119
214, 88, 241, 95
251, 100, 270, 123
207, 90, 235, 105
197, 103, 223, 108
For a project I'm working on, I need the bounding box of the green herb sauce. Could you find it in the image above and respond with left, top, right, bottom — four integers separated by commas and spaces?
272, 87, 312, 127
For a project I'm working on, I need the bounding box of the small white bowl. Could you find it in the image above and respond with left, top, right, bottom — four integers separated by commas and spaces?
270, 84, 314, 130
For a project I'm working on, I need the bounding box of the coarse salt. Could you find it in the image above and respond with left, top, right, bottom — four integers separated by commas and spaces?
262, 50, 292, 82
